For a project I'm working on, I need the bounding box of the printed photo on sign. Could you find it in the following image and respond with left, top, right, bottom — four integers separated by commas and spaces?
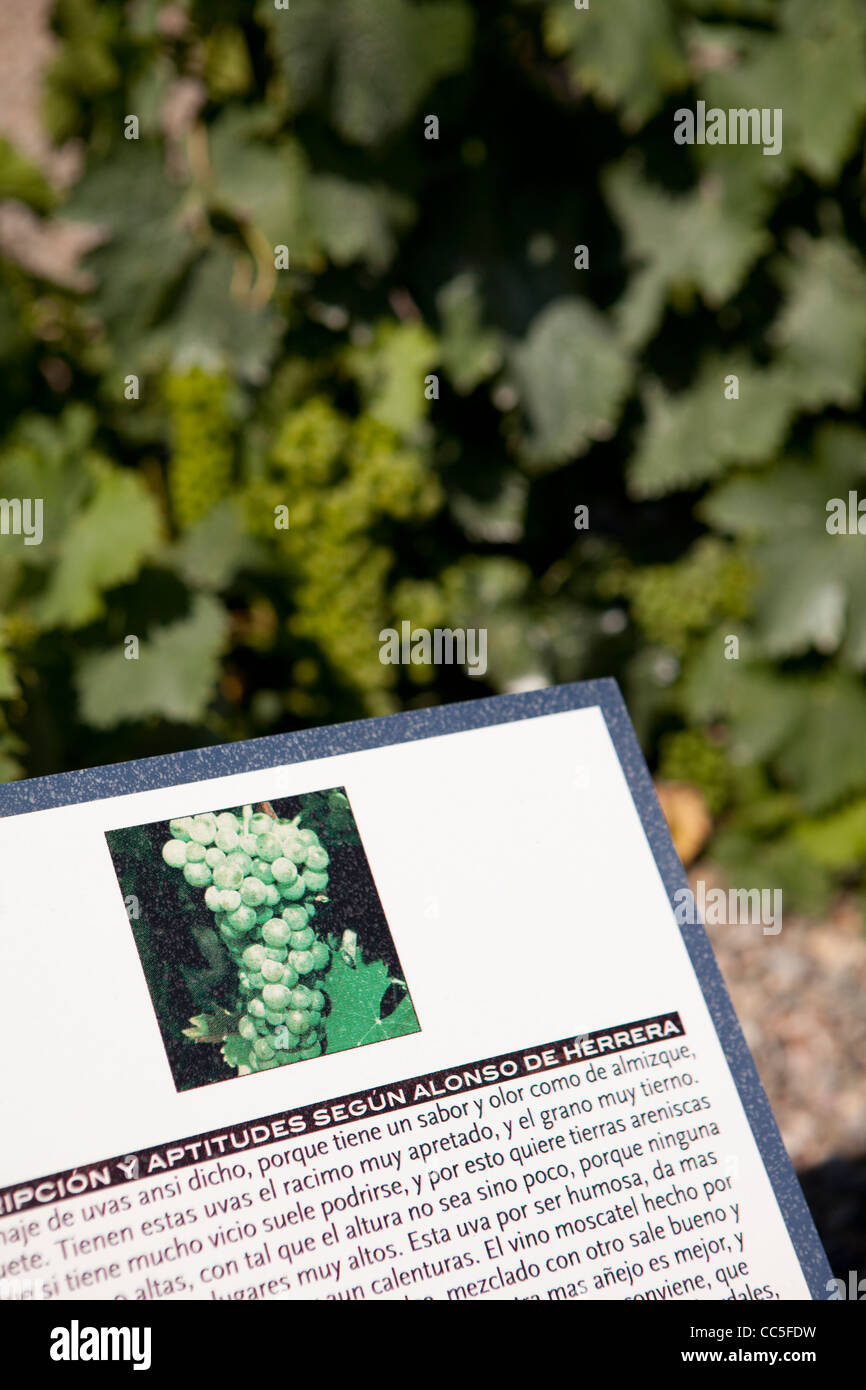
105, 788, 420, 1092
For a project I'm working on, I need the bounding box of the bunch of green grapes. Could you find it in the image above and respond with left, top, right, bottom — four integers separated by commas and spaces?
240, 398, 443, 716
623, 540, 753, 654
161, 808, 332, 1073
164, 367, 234, 530
657, 728, 730, 815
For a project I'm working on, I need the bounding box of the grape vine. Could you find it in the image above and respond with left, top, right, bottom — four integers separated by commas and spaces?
161, 799, 341, 1075
165, 367, 234, 531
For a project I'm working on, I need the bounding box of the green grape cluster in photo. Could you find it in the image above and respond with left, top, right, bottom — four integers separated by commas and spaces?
161, 805, 333, 1074
106, 788, 420, 1090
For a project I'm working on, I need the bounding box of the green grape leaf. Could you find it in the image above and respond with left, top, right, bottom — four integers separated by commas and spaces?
75, 593, 229, 727
436, 273, 503, 394
774, 676, 866, 812
678, 631, 767, 719
169, 499, 264, 592
0, 136, 56, 212
0, 405, 102, 566
449, 472, 527, 545
511, 299, 632, 471
769, 236, 866, 410
704, 479, 848, 661
700, 464, 830, 538
711, 830, 834, 920
256, 0, 337, 111
703, 428, 866, 666
36, 468, 162, 629
794, 798, 866, 871
309, 176, 415, 273
440, 556, 549, 689
542, 0, 689, 130
143, 245, 284, 384
0, 648, 19, 700
753, 532, 866, 666
183, 1010, 235, 1043
258, 0, 473, 147
61, 145, 194, 353
203, 24, 255, 100
221, 1034, 251, 1069
323, 949, 420, 1055
731, 675, 813, 767
442, 556, 531, 614
342, 321, 438, 436
701, 426, 866, 530
377, 992, 420, 1039
296, 789, 361, 848
207, 111, 318, 257
682, 0, 775, 16
700, 0, 866, 183
684, 659, 813, 765
628, 357, 795, 499
604, 158, 772, 352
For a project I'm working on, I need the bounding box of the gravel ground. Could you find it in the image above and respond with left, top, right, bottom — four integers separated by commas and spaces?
699, 871, 866, 1276
702, 886, 866, 1170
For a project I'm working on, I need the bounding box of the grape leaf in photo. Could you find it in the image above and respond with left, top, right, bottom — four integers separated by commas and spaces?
324, 949, 419, 1054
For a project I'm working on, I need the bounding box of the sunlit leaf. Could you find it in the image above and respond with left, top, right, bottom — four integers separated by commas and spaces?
75, 594, 229, 726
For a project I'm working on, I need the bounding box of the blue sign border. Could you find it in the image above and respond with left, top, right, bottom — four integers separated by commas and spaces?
0, 677, 832, 1298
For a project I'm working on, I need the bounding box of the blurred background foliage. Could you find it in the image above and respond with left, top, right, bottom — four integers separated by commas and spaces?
1, 0, 866, 915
